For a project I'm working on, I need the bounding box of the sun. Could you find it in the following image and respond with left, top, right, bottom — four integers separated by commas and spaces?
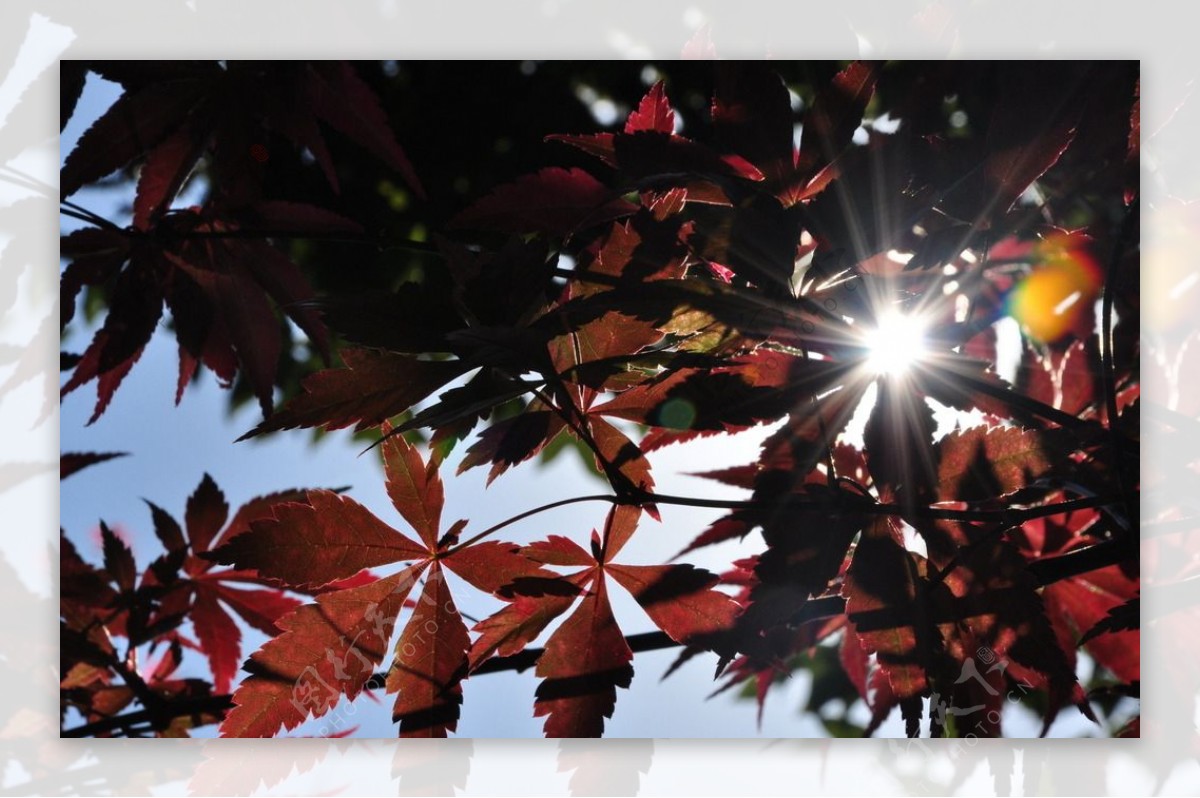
862, 312, 929, 377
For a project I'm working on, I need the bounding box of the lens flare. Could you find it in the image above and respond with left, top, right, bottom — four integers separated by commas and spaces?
1006, 232, 1103, 343
863, 312, 928, 376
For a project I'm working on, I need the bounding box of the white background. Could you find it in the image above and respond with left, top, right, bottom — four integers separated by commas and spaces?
2, 1, 1193, 794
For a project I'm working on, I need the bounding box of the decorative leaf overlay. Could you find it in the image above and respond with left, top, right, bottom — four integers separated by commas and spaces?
61, 61, 1138, 739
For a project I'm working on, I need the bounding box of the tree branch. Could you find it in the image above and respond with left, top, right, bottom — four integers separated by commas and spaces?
62, 517, 1135, 738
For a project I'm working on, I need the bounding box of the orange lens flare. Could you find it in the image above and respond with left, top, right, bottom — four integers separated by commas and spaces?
1006, 232, 1103, 343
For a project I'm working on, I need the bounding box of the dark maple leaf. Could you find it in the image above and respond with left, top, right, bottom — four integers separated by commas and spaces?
711, 62, 795, 188
548, 132, 761, 203
792, 61, 880, 198
132, 125, 208, 230
450, 167, 637, 236
100, 521, 136, 594
841, 518, 931, 736
936, 62, 1088, 224
61, 61, 425, 420
934, 537, 1091, 735
305, 61, 425, 198
63, 61, 421, 208
138, 477, 340, 704
458, 407, 566, 485
737, 491, 866, 638
59, 227, 131, 331
862, 378, 938, 508
241, 348, 469, 439
60, 451, 126, 480
1078, 595, 1139, 645
547, 78, 764, 205
60, 76, 210, 200
921, 424, 1063, 559
60, 242, 164, 423
1125, 80, 1139, 205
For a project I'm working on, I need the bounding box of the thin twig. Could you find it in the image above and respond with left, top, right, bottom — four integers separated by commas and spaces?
444, 494, 616, 555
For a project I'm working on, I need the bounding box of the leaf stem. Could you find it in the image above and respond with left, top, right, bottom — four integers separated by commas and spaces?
449, 489, 1111, 556
444, 494, 617, 556
60, 200, 131, 232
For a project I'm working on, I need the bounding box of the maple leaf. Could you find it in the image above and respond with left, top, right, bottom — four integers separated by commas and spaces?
1125, 80, 1139, 206
60, 61, 422, 420
935, 62, 1086, 224
606, 563, 739, 652
1017, 502, 1139, 685
205, 490, 429, 590
386, 563, 471, 737
61, 475, 350, 733
736, 491, 867, 641
518, 506, 739, 737
458, 406, 567, 485
216, 424, 558, 737
60, 206, 344, 420
920, 424, 1067, 560
533, 575, 633, 738
862, 377, 938, 508
934, 537, 1091, 735
842, 518, 929, 708
219, 566, 420, 737
548, 80, 764, 205
60, 451, 127, 480
139, 476, 360, 701
626, 81, 675, 134
450, 167, 637, 236
1078, 595, 1139, 646
62, 61, 421, 211
792, 61, 880, 200
467, 573, 581, 667
241, 348, 469, 439
710, 61, 880, 206
711, 63, 796, 188
60, 73, 212, 201
191, 587, 243, 694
